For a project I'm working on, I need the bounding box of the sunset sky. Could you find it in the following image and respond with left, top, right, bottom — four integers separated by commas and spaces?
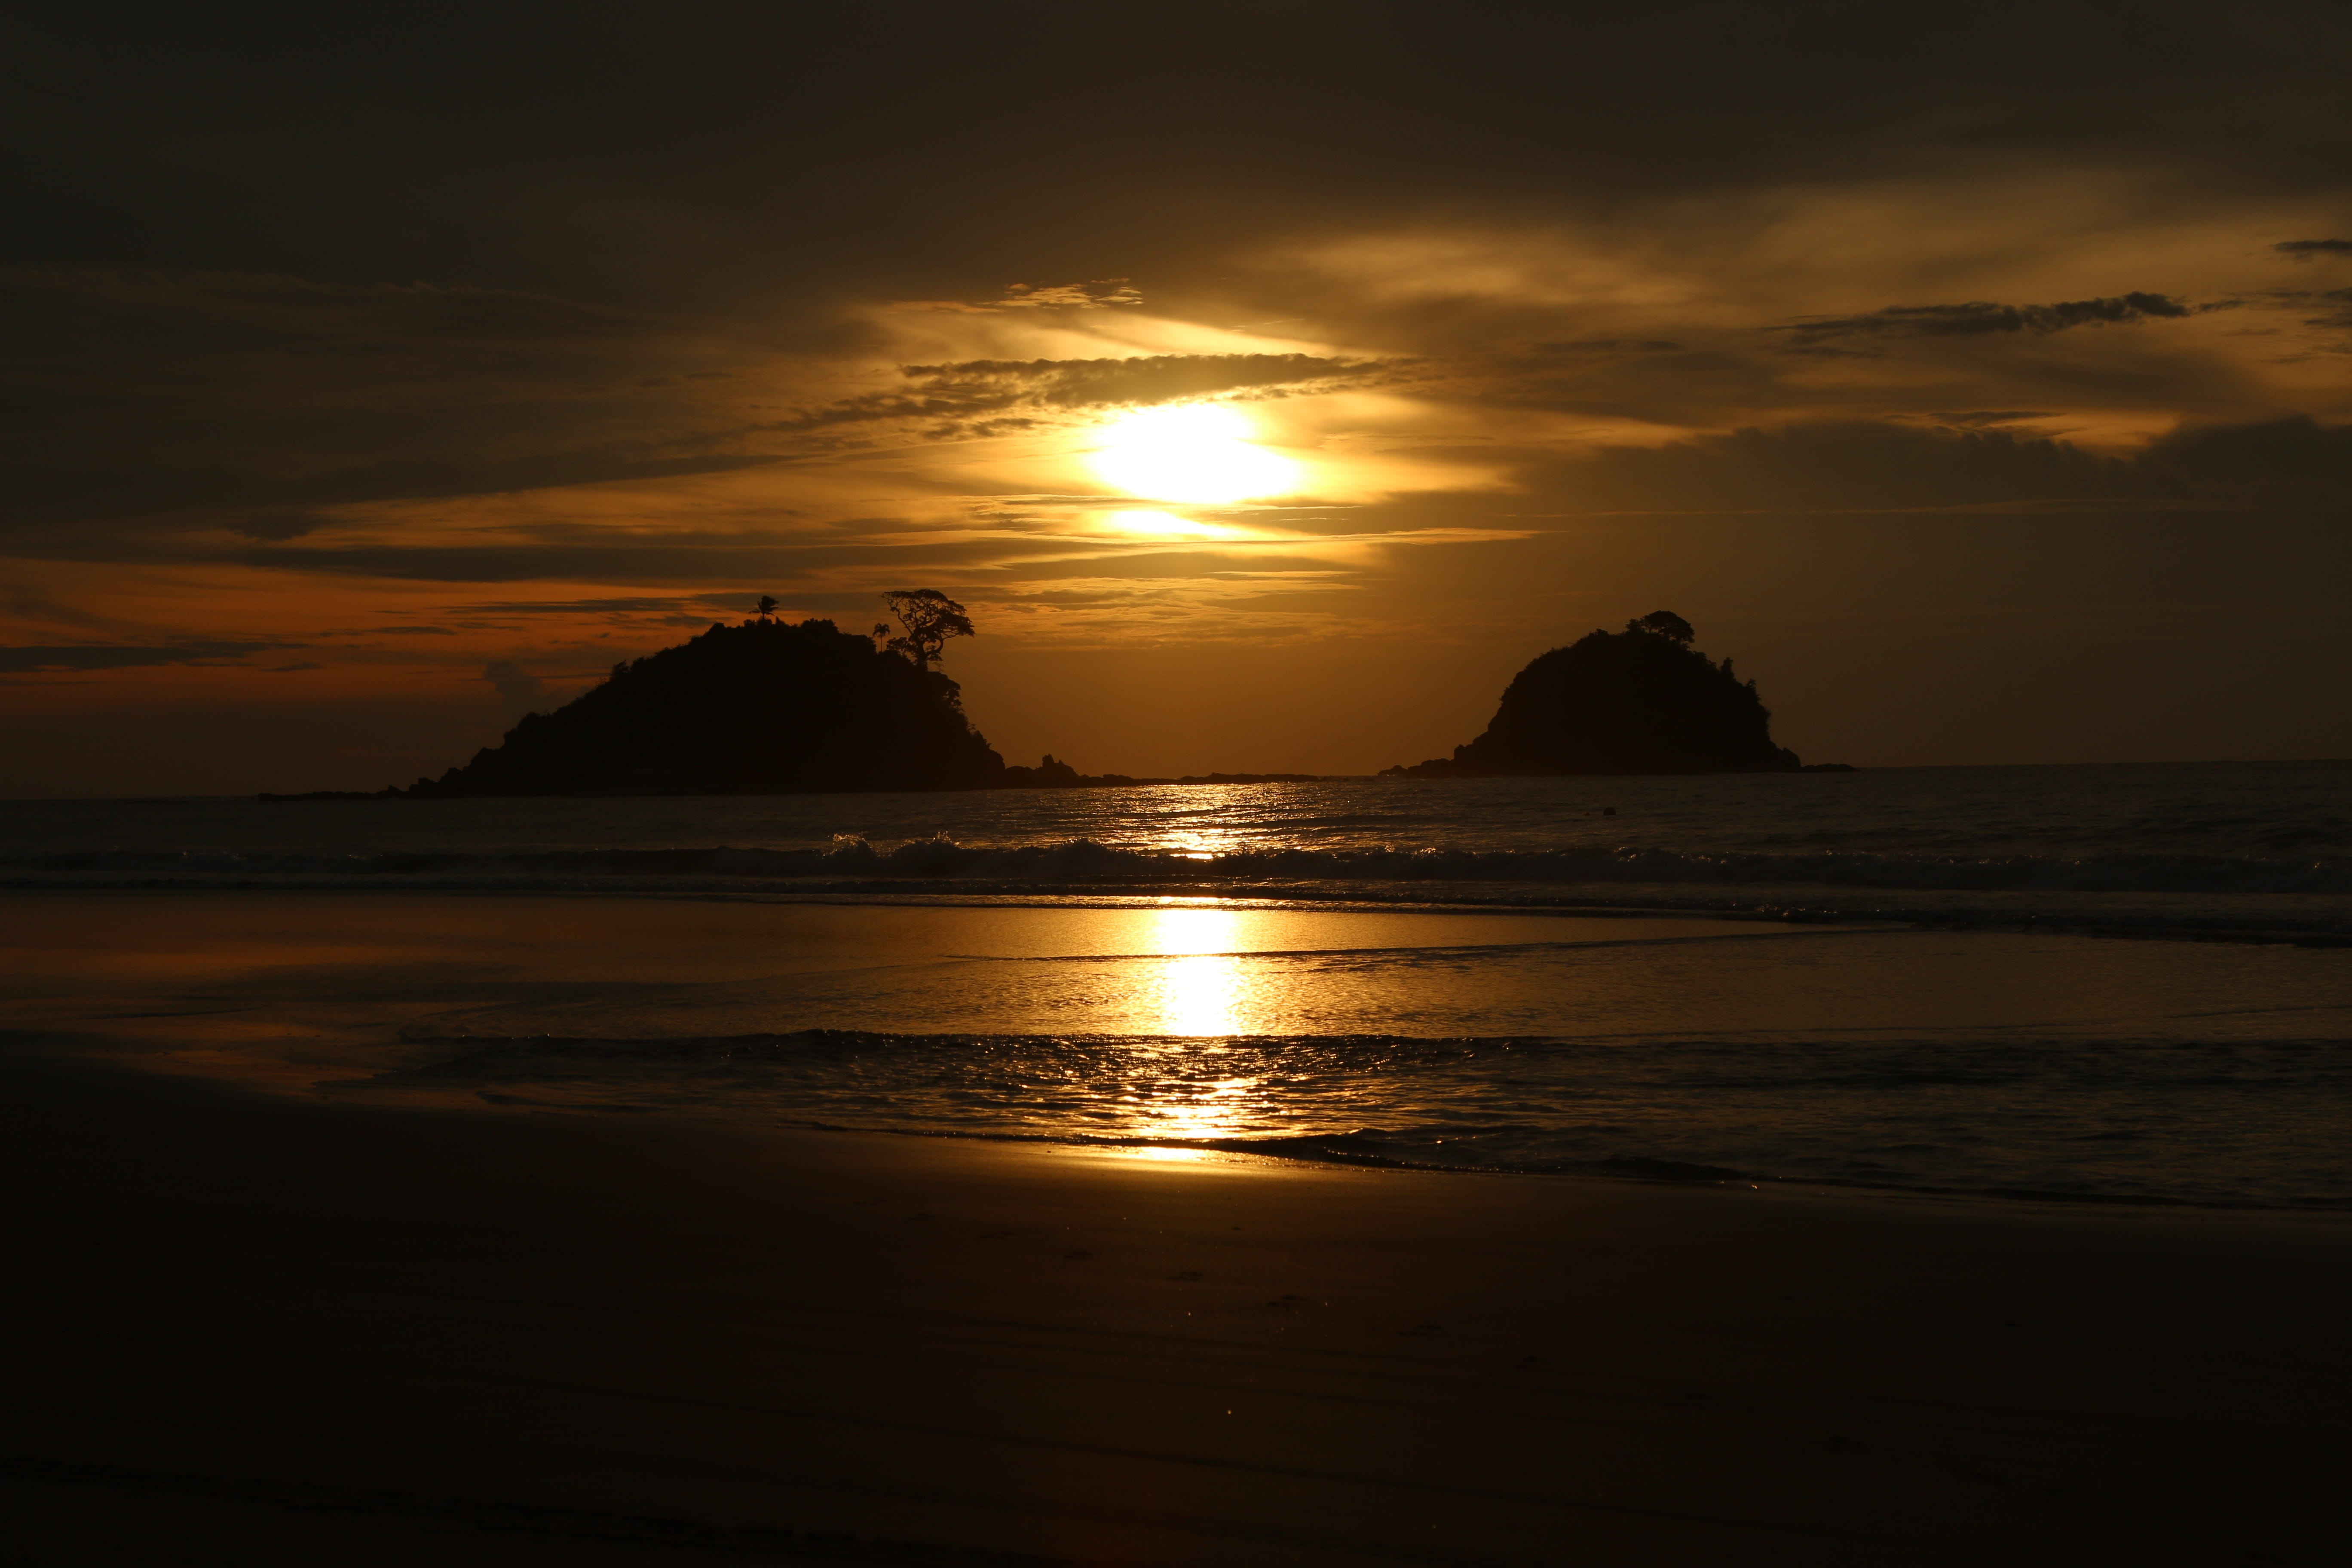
5, 2, 2350, 795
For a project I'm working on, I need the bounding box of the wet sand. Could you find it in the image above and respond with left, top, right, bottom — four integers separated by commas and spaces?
2, 1051, 2346, 1566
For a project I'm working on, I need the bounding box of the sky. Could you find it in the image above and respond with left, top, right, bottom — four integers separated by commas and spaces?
4, 0, 2350, 796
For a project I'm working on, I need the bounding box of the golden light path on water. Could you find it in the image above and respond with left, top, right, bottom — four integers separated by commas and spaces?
17, 893, 2347, 1202
1120, 906, 1258, 1152
1143, 906, 1248, 1036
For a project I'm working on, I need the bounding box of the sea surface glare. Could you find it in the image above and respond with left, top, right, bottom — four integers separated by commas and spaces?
2, 762, 2346, 1208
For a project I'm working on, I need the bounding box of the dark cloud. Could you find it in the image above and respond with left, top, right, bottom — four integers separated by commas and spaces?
2297, 287, 2352, 330
1524, 423, 2120, 513
481, 659, 545, 714
5, 2, 2352, 781
979, 551, 1354, 585
778, 354, 1379, 438
231, 512, 329, 542
2139, 414, 2352, 501
0, 282, 1372, 534
0, 266, 793, 534
0, 579, 102, 627
4, 10, 2344, 551
900, 354, 1375, 407
456, 596, 733, 616
1440, 341, 1798, 429
1925, 411, 2059, 427
0, 449, 779, 533
1782, 294, 2193, 345
1522, 416, 2352, 514
210, 533, 1079, 585
10, 3, 2350, 314
970, 282, 1144, 311
0, 269, 648, 364
0, 640, 290, 673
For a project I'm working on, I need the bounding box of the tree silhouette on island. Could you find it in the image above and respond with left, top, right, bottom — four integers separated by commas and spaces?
873, 589, 974, 671
1384, 612, 1813, 777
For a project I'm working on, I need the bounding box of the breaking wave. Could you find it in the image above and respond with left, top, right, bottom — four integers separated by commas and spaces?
7, 833, 2348, 896
371, 1026, 2352, 1210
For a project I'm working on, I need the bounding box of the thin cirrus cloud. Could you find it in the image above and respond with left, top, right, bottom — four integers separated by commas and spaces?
902, 280, 1149, 312
0, 641, 295, 674
766, 354, 1384, 441
1517, 416, 2352, 515
1778, 292, 2198, 344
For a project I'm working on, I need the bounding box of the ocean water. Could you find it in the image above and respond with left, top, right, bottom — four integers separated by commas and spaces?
3, 762, 2347, 1207
7, 761, 2350, 926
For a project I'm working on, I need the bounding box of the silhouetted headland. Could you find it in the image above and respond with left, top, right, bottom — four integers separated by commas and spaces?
1384, 612, 1834, 778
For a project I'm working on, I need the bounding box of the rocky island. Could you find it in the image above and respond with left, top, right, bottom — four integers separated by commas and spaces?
1384, 611, 1813, 777
381, 594, 1333, 799
404, 613, 1005, 796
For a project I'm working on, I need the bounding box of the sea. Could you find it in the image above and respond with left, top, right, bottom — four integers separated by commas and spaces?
3, 760, 2348, 1210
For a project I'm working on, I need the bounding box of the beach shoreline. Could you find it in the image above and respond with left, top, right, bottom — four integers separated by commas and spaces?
3, 1050, 2345, 1566
5, 886, 2346, 1207
4, 881, 2347, 1559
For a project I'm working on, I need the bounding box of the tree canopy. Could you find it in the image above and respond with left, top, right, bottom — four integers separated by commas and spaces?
1628, 609, 1695, 644
879, 589, 975, 670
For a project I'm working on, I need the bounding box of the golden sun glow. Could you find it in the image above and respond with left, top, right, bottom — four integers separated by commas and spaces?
1102, 509, 1237, 539
1087, 403, 1298, 503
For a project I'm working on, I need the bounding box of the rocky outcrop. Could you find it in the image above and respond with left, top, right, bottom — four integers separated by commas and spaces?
405, 617, 1004, 796
1385, 612, 1801, 777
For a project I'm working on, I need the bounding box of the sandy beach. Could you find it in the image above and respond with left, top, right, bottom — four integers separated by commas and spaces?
3, 1044, 2346, 1566
2, 887, 2347, 1563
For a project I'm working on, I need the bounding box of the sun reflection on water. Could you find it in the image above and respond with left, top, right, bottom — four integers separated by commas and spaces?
1140, 904, 1244, 956
1142, 906, 1247, 1036
1157, 953, 1244, 1036
1130, 906, 1262, 1139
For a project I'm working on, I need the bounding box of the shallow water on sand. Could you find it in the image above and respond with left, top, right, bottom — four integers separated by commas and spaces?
6, 891, 2346, 1209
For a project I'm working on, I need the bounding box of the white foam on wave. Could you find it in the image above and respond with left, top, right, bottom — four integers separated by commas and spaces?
373, 1025, 2352, 1210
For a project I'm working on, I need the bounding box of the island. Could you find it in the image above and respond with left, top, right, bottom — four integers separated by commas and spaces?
403, 615, 1006, 796
1383, 611, 1817, 777
366, 601, 1337, 799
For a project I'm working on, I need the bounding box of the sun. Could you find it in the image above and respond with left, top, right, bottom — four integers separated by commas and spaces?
1087, 403, 1298, 503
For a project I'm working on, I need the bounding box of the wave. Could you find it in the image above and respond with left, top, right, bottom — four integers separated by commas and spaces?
7, 833, 2349, 896
377, 1028, 2350, 1210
